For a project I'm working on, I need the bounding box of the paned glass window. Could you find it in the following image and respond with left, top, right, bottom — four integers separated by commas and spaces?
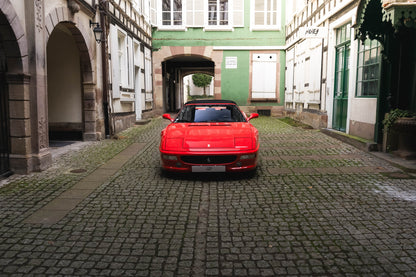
208, 0, 229, 25
356, 39, 381, 97
118, 32, 128, 86
336, 23, 351, 45
162, 0, 182, 25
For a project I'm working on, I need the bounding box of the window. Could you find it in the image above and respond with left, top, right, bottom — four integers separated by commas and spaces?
175, 104, 246, 123
251, 0, 281, 30
356, 39, 381, 97
208, 0, 228, 25
110, 25, 134, 98
162, 0, 182, 25
144, 47, 153, 104
117, 31, 128, 87
336, 23, 351, 45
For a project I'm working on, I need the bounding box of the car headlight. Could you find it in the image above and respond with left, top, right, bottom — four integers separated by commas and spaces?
240, 154, 256, 160
162, 154, 178, 161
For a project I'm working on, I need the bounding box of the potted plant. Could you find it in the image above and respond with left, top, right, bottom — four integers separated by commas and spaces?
382, 109, 416, 158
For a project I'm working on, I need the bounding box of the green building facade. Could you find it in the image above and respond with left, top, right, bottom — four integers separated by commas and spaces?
151, 0, 286, 114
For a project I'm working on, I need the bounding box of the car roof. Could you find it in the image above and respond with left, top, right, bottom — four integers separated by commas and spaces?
185, 99, 237, 105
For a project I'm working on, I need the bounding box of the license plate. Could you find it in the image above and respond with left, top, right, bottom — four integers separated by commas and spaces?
192, 166, 226, 172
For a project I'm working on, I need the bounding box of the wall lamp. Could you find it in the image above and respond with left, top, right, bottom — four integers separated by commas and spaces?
89, 20, 103, 43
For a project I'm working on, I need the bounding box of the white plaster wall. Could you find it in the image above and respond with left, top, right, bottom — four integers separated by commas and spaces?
12, 0, 26, 27
349, 98, 378, 124
44, 0, 67, 16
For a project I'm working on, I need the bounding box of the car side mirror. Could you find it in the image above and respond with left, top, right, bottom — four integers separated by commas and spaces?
162, 114, 174, 122
248, 113, 259, 121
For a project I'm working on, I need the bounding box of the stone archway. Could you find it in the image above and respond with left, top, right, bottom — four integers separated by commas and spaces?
45, 9, 98, 141
153, 46, 223, 113
163, 55, 215, 112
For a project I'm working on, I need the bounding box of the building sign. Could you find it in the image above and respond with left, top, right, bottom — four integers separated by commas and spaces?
300, 27, 327, 39
225, 56, 238, 69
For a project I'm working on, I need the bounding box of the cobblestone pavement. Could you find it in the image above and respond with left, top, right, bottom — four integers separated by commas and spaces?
1, 116, 416, 276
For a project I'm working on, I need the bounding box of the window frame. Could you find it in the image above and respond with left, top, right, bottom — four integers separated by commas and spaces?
117, 30, 128, 87
355, 39, 381, 98
207, 0, 229, 26
160, 0, 185, 28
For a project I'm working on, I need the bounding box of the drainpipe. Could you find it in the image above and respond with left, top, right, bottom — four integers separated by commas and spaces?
319, 37, 324, 111
99, 0, 112, 138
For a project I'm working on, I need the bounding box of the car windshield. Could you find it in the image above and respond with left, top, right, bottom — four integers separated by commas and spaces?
175, 104, 246, 123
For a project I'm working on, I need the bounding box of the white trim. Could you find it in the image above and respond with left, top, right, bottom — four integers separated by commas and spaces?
250, 27, 282, 31
156, 26, 188, 31
213, 46, 285, 50
204, 26, 234, 31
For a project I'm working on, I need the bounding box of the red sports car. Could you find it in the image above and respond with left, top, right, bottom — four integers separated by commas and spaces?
160, 100, 259, 173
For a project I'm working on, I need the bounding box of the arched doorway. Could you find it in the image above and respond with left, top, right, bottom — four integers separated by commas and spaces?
47, 23, 84, 141
163, 56, 215, 113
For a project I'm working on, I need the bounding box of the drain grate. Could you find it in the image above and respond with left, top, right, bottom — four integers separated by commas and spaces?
257, 109, 271, 116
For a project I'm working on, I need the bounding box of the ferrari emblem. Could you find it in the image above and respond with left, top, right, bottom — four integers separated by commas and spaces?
208, 144, 211, 147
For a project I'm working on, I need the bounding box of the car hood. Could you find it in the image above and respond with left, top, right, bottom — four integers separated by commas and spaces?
162, 122, 257, 152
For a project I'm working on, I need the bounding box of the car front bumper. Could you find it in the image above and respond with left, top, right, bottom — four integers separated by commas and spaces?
160, 151, 258, 173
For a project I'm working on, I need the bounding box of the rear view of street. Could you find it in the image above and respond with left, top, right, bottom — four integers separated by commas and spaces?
1, 116, 416, 276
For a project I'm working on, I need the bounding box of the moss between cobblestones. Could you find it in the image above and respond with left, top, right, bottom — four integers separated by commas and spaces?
2, 116, 415, 276
0, 119, 159, 225
278, 117, 314, 129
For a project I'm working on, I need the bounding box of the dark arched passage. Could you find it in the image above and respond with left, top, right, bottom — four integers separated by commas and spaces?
163, 55, 215, 112
0, 7, 25, 177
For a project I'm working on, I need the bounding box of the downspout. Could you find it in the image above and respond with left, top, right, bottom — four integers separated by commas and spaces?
292, 45, 296, 109
319, 37, 324, 111
99, 0, 112, 138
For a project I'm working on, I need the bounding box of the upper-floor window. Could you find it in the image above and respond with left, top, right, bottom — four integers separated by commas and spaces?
251, 0, 281, 30
162, 0, 182, 25
208, 0, 229, 25
118, 31, 128, 87
155, 0, 244, 28
356, 39, 381, 97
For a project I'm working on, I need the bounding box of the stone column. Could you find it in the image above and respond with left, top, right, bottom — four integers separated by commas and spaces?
27, 0, 52, 171
83, 82, 98, 141
7, 74, 33, 174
